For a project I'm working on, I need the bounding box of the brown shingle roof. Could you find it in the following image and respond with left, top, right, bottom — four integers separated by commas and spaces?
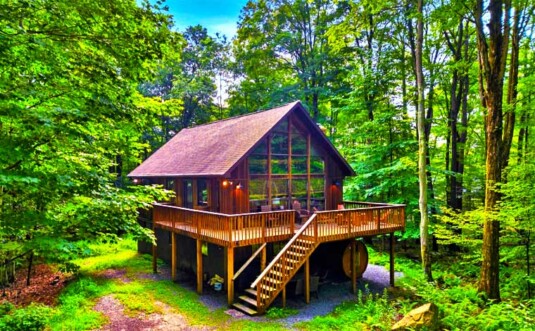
128, 101, 354, 178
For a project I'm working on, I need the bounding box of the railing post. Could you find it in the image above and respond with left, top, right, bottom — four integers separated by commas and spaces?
314, 217, 318, 242
377, 209, 380, 231
262, 217, 266, 242
290, 212, 295, 234
228, 216, 233, 243
196, 214, 201, 238
172, 207, 175, 230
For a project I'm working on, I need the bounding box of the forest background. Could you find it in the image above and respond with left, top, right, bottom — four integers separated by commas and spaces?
0, 0, 534, 328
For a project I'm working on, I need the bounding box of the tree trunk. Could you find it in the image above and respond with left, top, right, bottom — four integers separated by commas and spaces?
415, 0, 432, 281
502, 6, 521, 172
475, 0, 511, 301
26, 251, 34, 286
444, 20, 470, 212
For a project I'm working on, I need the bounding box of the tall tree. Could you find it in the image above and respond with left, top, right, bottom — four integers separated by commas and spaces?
474, 0, 512, 300
415, 0, 432, 281
232, 0, 348, 120
0, 0, 174, 267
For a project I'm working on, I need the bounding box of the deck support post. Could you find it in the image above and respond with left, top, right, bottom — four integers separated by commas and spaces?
171, 233, 177, 281
351, 239, 357, 294
196, 239, 203, 294
305, 258, 310, 304
282, 286, 286, 308
152, 243, 157, 274
389, 233, 395, 287
227, 246, 234, 306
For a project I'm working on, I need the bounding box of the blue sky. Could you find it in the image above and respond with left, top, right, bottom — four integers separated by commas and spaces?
165, 0, 249, 38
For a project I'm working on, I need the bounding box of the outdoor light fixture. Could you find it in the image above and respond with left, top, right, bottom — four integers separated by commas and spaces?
333, 180, 341, 187
222, 180, 229, 187
133, 178, 140, 184
236, 183, 242, 190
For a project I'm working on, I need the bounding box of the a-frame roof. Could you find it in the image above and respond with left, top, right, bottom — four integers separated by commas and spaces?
128, 101, 354, 178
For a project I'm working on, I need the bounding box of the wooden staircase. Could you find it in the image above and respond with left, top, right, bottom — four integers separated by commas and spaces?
233, 214, 319, 315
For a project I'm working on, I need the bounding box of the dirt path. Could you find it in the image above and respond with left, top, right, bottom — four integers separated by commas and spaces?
93, 295, 211, 331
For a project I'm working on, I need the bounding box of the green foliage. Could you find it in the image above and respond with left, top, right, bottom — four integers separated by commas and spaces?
230, 0, 349, 120
298, 290, 402, 331
0, 302, 14, 316
0, 303, 52, 331
0, 0, 176, 271
266, 307, 299, 319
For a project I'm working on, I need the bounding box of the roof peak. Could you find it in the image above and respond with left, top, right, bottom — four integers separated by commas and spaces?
184, 100, 302, 131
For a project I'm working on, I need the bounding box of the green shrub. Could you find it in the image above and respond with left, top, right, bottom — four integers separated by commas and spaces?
266, 307, 298, 319
0, 302, 14, 315
0, 303, 52, 331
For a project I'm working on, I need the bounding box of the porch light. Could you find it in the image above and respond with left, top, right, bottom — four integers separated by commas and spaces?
236, 183, 242, 190
133, 178, 139, 184
333, 180, 341, 187
222, 180, 233, 187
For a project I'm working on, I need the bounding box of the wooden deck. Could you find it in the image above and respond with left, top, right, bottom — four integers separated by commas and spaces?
152, 202, 405, 247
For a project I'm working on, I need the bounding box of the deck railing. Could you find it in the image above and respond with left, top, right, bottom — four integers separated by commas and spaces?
151, 201, 405, 247
309, 203, 405, 242
152, 203, 297, 247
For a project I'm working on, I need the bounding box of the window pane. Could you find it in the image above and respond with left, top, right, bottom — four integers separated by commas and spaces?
310, 156, 324, 173
165, 179, 175, 190
273, 119, 288, 133
252, 139, 268, 154
271, 133, 288, 154
249, 178, 268, 212
292, 156, 307, 174
291, 179, 308, 210
184, 180, 193, 208
310, 177, 324, 211
272, 179, 289, 210
271, 156, 288, 174
197, 179, 208, 206
291, 133, 307, 155
249, 155, 268, 174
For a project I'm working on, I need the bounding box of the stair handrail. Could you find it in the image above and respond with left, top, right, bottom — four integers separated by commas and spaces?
251, 213, 317, 288
232, 243, 267, 281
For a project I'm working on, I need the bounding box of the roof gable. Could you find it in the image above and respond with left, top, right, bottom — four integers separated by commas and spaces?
128, 101, 354, 178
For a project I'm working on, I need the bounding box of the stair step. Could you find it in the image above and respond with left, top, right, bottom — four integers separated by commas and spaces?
239, 295, 258, 307
246, 288, 270, 299
233, 303, 258, 316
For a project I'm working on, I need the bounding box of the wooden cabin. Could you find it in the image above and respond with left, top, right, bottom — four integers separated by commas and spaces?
129, 101, 405, 315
